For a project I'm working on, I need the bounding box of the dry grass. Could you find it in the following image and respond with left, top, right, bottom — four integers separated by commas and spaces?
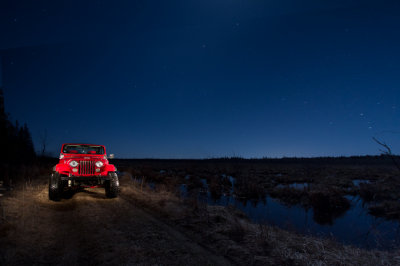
195, 205, 400, 265
0, 179, 47, 264
118, 158, 400, 222
117, 179, 400, 265
1, 178, 232, 265
121, 178, 186, 220
2, 160, 400, 265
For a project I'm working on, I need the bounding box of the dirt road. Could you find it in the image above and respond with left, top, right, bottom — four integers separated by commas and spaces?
2, 179, 400, 266
0, 182, 231, 265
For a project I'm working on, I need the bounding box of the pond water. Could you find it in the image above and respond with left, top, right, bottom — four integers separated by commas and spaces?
180, 178, 400, 250
123, 172, 400, 250
352, 179, 371, 186
276, 182, 310, 190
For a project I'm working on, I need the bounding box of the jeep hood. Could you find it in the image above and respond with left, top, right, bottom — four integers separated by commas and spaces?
62, 154, 105, 160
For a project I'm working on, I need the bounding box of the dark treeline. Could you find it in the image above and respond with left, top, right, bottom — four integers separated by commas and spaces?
0, 88, 36, 186
113, 155, 400, 168
0, 88, 35, 163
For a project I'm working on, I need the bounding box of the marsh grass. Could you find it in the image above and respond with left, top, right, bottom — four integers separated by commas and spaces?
3, 158, 400, 264
118, 178, 400, 265
1, 172, 400, 266
118, 158, 400, 222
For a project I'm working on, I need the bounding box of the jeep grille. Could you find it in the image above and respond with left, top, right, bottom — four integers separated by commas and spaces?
79, 161, 95, 175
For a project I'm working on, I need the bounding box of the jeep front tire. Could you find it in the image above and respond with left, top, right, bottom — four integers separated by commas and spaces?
105, 172, 119, 198
49, 172, 63, 201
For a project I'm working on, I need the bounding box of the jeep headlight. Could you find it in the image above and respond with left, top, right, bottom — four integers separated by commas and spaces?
69, 160, 78, 167
95, 161, 104, 167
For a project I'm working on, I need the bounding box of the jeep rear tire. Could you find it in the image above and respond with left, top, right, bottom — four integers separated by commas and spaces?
105, 172, 119, 198
49, 172, 63, 201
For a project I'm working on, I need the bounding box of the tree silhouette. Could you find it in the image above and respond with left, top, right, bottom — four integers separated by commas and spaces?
373, 137, 400, 173
0, 88, 35, 164
0, 88, 8, 162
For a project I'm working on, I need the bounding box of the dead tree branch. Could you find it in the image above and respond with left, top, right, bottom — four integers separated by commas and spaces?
372, 137, 400, 173
40, 129, 47, 157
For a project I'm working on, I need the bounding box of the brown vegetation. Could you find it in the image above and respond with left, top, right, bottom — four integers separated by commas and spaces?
115, 157, 400, 222
1, 156, 400, 265
1, 169, 400, 265
119, 177, 400, 265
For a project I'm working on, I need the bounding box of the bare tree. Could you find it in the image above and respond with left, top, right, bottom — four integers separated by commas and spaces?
372, 137, 400, 172
40, 129, 47, 157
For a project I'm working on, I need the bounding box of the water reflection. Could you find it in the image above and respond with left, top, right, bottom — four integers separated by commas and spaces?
352, 179, 371, 186
276, 182, 310, 189
180, 177, 400, 250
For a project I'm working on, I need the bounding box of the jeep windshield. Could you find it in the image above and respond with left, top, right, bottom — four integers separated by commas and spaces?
62, 145, 105, 155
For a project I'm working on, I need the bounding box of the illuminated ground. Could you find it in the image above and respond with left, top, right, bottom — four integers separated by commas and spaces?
0, 181, 229, 265
1, 176, 399, 265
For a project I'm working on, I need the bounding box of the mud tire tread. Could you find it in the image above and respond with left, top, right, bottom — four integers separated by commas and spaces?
49, 172, 62, 201
105, 172, 119, 198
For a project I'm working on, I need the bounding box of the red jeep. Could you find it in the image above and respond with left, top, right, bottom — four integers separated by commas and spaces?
49, 143, 119, 200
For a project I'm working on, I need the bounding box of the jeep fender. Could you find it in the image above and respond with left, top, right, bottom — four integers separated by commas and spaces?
54, 164, 69, 174
105, 164, 117, 173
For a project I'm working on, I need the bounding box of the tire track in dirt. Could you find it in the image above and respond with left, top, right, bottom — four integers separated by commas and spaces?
1, 184, 231, 265
118, 191, 232, 266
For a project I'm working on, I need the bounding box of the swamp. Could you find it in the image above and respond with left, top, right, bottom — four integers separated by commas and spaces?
114, 155, 400, 250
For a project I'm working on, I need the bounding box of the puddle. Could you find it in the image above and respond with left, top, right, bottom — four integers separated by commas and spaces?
276, 182, 310, 190
353, 179, 371, 186
142, 173, 399, 250
228, 176, 235, 187
181, 178, 400, 250
180, 184, 188, 197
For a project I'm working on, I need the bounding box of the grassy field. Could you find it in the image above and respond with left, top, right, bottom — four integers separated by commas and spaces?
1, 155, 400, 265
114, 156, 400, 222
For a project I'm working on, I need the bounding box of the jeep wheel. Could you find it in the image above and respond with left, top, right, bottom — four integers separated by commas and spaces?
49, 172, 63, 201
105, 172, 119, 198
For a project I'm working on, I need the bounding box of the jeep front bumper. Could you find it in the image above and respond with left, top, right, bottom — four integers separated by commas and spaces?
60, 175, 113, 182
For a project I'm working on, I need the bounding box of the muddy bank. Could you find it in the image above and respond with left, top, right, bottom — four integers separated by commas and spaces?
121, 179, 400, 265
115, 158, 400, 223
1, 174, 400, 265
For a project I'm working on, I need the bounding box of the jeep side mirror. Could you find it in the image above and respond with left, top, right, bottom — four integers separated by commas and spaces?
108, 154, 115, 159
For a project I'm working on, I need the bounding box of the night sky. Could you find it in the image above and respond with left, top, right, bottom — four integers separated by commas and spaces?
1, 0, 400, 158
